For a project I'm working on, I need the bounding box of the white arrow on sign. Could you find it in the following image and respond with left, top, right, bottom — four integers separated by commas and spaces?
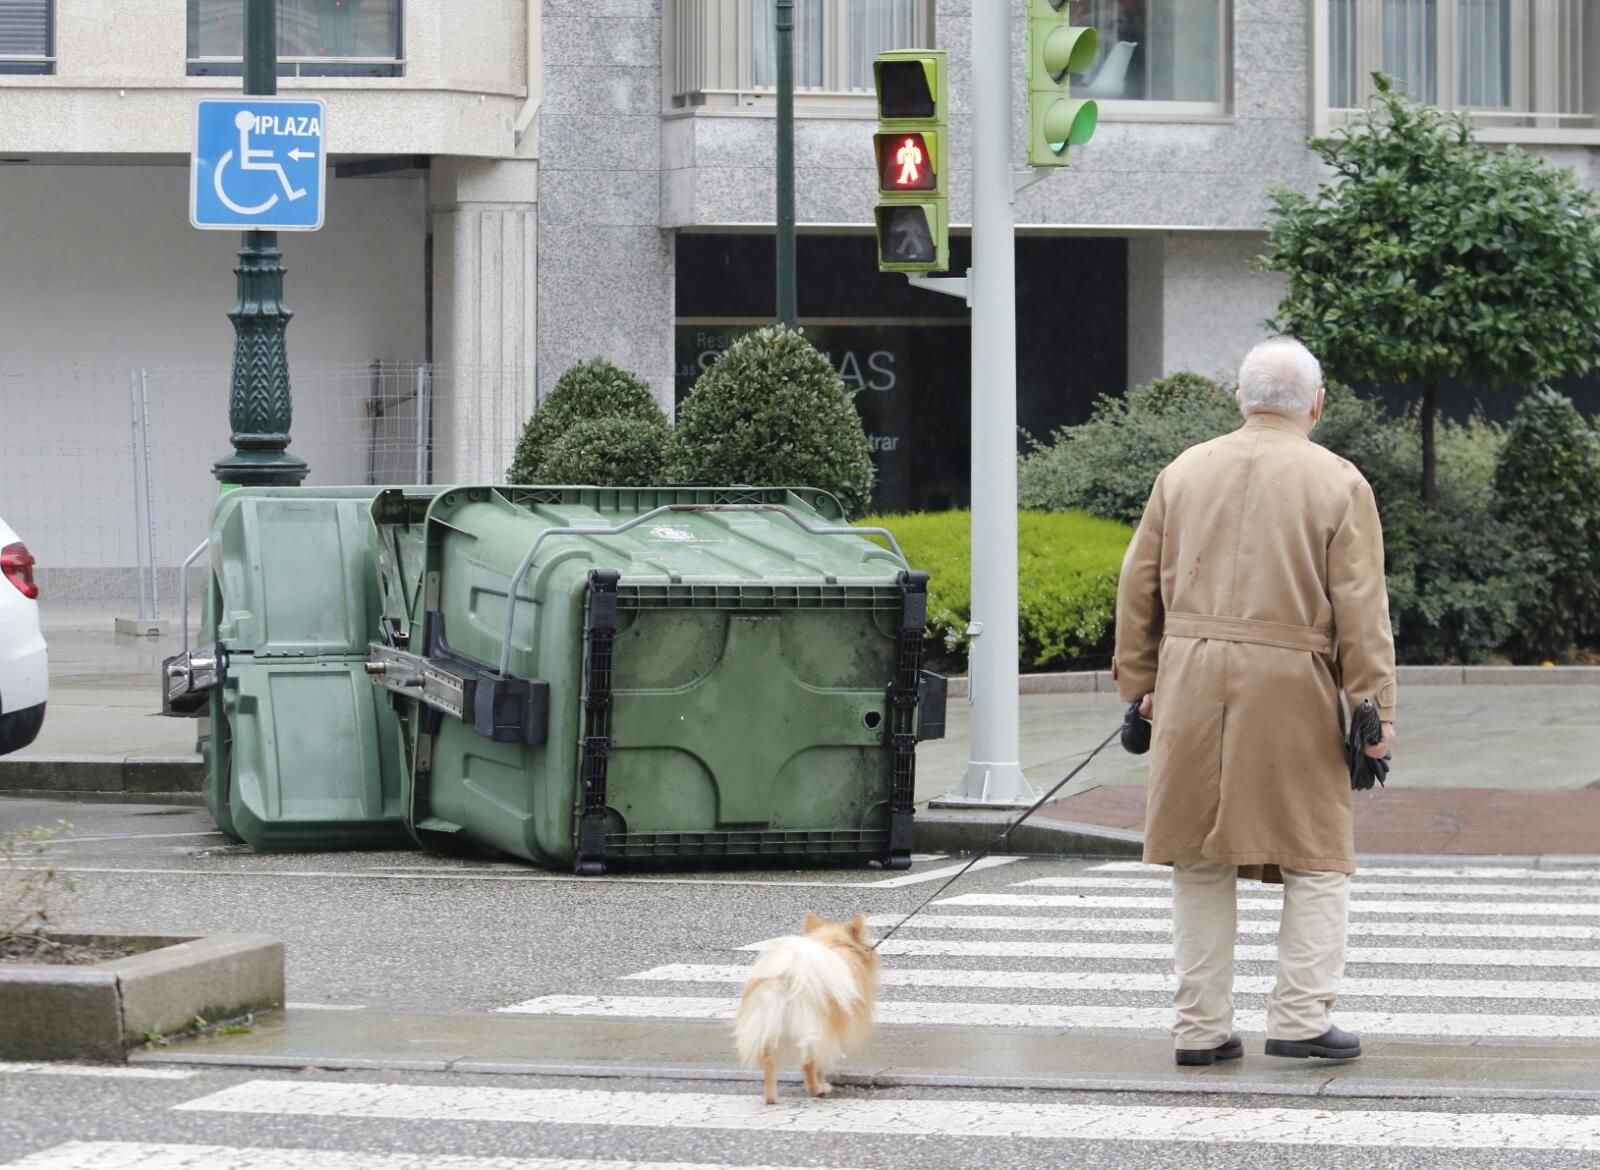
288, 148, 317, 161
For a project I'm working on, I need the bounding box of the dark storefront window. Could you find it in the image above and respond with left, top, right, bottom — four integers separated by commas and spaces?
676, 234, 1128, 514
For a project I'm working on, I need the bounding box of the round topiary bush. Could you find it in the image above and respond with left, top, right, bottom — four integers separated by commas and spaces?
507, 358, 669, 483
672, 326, 875, 517
537, 415, 671, 487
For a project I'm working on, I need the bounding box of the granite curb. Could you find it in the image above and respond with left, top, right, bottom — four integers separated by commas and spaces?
0, 932, 284, 1061
0, 756, 204, 796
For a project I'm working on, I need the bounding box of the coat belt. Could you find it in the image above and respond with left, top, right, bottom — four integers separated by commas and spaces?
1163, 612, 1334, 654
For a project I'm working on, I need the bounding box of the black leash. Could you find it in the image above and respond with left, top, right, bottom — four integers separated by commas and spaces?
873, 721, 1126, 951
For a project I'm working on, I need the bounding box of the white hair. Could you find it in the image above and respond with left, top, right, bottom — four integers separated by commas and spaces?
1237, 338, 1323, 416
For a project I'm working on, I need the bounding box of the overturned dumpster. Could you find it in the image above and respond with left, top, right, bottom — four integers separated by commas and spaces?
366, 486, 947, 873
166, 485, 946, 874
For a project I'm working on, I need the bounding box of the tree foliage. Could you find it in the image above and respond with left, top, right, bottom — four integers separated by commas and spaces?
672, 325, 876, 517
1260, 74, 1600, 500
507, 358, 669, 484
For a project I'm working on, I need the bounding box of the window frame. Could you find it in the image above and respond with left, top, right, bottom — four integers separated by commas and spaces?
184, 0, 406, 79
1311, 0, 1600, 145
0, 0, 55, 76
668, 0, 1234, 123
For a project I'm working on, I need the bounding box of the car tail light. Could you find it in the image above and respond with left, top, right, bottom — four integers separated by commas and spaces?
2, 542, 38, 600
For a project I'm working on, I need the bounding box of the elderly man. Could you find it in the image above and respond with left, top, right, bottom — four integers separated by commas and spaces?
1114, 338, 1397, 1067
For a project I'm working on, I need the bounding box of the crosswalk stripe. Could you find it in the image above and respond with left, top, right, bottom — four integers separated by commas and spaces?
1089, 861, 1600, 881
1020, 876, 1600, 898
939, 892, 1600, 917
859, 911, 1600, 941
749, 936, 1600, 968
495, 994, 1600, 1038
0, 1063, 198, 1081
620, 963, 1600, 1002
0, 1143, 863, 1170
864, 855, 1022, 887
172, 1082, 1600, 1151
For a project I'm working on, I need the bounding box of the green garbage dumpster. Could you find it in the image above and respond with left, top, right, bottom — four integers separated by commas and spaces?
163, 486, 434, 851
364, 486, 946, 874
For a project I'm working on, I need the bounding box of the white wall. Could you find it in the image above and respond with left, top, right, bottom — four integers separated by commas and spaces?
0, 163, 426, 579
1160, 235, 1287, 383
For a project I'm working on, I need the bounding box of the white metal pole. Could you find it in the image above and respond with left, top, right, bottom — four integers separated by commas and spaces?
936, 3, 1038, 808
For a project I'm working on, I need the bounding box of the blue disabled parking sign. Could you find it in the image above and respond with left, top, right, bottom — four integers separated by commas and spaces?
191, 98, 326, 231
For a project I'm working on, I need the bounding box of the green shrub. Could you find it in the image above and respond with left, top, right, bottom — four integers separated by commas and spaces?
673, 325, 875, 517
507, 358, 669, 483
1494, 389, 1600, 658
860, 510, 1133, 670
537, 416, 671, 487
1018, 373, 1239, 523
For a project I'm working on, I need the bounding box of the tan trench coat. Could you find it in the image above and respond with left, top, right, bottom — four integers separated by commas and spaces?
1113, 412, 1397, 882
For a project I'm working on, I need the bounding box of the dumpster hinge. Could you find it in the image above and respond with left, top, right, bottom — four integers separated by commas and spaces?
161, 644, 226, 717
576, 569, 621, 876
884, 570, 931, 870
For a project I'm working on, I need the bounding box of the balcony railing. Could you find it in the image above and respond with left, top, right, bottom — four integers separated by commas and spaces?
1329, 0, 1594, 129
187, 55, 404, 78
671, 0, 932, 108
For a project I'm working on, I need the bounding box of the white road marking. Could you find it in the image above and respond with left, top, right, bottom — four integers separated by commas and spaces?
862, 855, 1022, 887
1089, 861, 1600, 881
11, 864, 989, 892
940, 892, 1600, 917
0, 1143, 865, 1170
0, 1063, 198, 1081
621, 963, 1600, 1002
173, 1082, 1600, 1151
40, 831, 228, 846
859, 911, 1600, 941
1021, 876, 1600, 898
284, 1002, 368, 1011
747, 936, 1600, 968
494, 994, 1600, 1038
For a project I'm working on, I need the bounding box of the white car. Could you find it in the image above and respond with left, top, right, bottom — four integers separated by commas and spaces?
0, 513, 46, 755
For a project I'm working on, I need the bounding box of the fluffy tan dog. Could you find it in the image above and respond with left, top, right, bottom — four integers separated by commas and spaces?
732, 912, 880, 1105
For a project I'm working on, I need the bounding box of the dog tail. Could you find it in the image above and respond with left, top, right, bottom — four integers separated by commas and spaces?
733, 939, 860, 1069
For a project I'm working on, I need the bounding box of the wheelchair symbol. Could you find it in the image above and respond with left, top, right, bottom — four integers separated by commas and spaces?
214, 109, 309, 216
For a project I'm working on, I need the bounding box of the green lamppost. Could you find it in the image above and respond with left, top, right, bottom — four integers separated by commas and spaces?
774, 0, 797, 328
213, 0, 307, 488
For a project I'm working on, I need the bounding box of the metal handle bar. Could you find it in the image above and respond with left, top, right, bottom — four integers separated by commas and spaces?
178, 540, 210, 658
496, 503, 908, 678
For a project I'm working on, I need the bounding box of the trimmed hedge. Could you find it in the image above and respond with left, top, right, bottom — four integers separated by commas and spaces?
673, 326, 876, 518
507, 358, 669, 484
861, 510, 1133, 670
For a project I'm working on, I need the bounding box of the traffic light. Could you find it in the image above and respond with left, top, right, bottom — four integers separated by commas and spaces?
873, 49, 947, 273
1026, 0, 1099, 167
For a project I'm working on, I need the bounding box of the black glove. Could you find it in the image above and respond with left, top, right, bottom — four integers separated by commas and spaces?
1346, 698, 1390, 791
1121, 700, 1151, 755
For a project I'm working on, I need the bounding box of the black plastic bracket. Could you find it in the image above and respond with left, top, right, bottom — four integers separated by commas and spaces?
882, 570, 930, 871
916, 671, 948, 741
575, 570, 621, 876
424, 612, 550, 746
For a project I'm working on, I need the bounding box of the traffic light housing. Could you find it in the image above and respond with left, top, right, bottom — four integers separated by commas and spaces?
873, 49, 948, 273
1026, 0, 1099, 167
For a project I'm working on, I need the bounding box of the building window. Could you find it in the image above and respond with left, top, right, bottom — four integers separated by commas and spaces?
0, 0, 53, 75
1067, 0, 1229, 110
187, 0, 403, 78
673, 0, 933, 106
1329, 0, 1597, 131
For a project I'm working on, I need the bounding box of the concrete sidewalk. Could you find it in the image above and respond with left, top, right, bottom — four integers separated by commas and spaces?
6, 607, 1600, 856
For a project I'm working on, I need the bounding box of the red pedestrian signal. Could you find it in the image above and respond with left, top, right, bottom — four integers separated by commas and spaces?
876, 133, 936, 192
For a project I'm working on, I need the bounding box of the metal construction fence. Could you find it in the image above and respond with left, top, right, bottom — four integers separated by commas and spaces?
0, 361, 537, 613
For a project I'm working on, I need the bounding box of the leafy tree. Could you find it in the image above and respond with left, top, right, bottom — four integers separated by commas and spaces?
1260, 74, 1600, 504
672, 325, 875, 516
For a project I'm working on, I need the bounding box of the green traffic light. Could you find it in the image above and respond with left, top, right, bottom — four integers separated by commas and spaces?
1042, 97, 1099, 155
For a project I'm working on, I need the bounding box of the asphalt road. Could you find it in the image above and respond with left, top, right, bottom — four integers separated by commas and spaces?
5, 796, 1600, 1169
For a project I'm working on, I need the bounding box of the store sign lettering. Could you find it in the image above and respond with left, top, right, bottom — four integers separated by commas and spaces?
692, 334, 897, 394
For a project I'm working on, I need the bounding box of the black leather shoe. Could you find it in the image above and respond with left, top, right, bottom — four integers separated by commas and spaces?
1264, 1026, 1362, 1060
1175, 1033, 1244, 1066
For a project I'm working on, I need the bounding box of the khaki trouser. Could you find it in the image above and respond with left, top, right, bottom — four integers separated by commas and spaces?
1171, 860, 1350, 1049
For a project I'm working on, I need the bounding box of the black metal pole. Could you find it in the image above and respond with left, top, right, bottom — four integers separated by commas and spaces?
213, 0, 307, 487
775, 0, 798, 328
